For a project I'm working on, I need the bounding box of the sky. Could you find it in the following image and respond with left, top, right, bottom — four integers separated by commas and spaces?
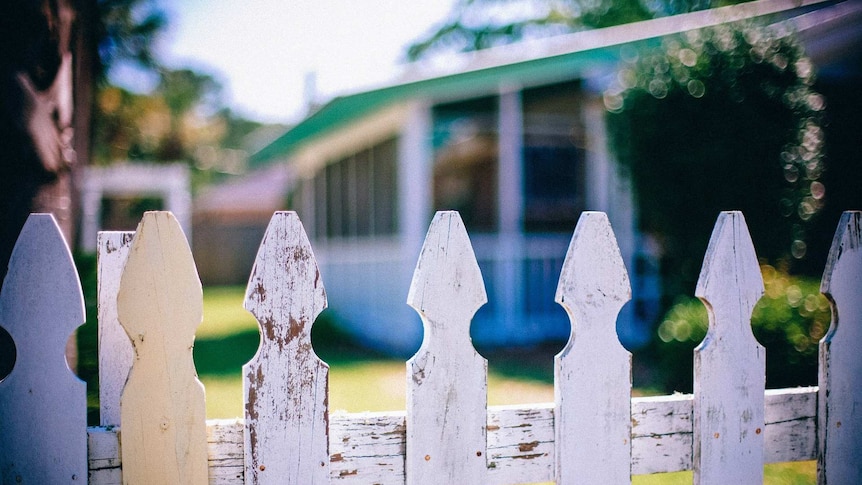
145, 0, 457, 124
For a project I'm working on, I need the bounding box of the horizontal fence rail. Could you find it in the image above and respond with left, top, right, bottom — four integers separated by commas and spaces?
1, 209, 860, 484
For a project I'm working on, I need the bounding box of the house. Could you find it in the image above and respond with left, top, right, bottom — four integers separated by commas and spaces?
247, 0, 859, 356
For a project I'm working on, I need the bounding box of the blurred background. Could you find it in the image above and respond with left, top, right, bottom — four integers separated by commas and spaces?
1, 1, 860, 482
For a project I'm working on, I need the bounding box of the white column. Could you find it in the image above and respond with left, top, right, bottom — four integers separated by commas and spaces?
398, 100, 433, 262
496, 87, 525, 343
498, 87, 524, 235
301, 176, 316, 240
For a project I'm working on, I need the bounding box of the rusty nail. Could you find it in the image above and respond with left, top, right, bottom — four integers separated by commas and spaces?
755, 428, 762, 435
259, 465, 266, 471
425, 455, 431, 461
476, 451, 482, 457
713, 432, 720, 439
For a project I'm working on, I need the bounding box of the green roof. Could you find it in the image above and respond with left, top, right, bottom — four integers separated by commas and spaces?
248, 46, 623, 167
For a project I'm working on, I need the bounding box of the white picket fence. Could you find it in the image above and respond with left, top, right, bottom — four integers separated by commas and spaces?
1, 209, 860, 484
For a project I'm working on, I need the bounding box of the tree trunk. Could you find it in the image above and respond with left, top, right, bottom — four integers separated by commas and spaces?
1, 0, 91, 376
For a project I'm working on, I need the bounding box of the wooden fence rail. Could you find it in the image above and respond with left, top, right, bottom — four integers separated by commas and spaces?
1, 210, 860, 484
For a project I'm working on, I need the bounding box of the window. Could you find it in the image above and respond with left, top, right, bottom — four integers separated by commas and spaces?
522, 81, 585, 233
299, 138, 399, 239
432, 96, 498, 232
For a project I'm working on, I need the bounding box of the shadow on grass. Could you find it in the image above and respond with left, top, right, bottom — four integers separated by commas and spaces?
478, 343, 563, 384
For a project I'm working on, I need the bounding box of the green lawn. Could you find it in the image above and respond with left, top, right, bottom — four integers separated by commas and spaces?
195, 286, 555, 416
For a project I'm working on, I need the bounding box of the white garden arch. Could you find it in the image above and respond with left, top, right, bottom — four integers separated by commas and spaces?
80, 163, 191, 251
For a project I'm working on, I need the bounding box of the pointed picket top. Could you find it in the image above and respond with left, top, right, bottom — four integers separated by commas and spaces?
97, 231, 135, 427
693, 211, 765, 484
406, 211, 488, 484
818, 211, 862, 484
554, 211, 632, 484
695, 211, 764, 334
555, 211, 631, 329
0, 214, 87, 483
407, 210, 487, 329
242, 211, 329, 485
116, 211, 207, 485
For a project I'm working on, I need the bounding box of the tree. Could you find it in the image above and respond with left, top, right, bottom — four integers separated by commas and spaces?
0, 0, 164, 376
0, 0, 164, 278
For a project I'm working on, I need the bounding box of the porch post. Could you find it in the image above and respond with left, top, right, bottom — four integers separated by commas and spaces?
398, 100, 434, 268
497, 86, 525, 343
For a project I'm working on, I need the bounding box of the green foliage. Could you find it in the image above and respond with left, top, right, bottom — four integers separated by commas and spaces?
74, 251, 100, 425
654, 265, 829, 391
95, 0, 167, 77
606, 21, 826, 299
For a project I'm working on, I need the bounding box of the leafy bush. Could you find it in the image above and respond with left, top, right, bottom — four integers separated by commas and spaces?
654, 264, 829, 391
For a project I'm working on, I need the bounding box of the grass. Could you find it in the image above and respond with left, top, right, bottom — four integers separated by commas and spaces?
195, 286, 556, 416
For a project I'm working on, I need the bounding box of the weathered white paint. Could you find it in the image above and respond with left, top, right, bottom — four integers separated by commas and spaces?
554, 211, 632, 484
693, 211, 765, 484
0, 214, 87, 484
243, 212, 329, 484
116, 211, 207, 484
818, 210, 862, 484
97, 231, 135, 427
9, 207, 861, 483
84, 387, 819, 484
406, 211, 488, 484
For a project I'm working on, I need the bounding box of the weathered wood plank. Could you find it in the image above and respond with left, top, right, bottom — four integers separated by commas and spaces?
693, 211, 765, 485
487, 403, 554, 485
117, 211, 207, 484
243, 211, 329, 484
86, 389, 817, 484
0, 214, 87, 484
406, 211, 488, 484
631, 394, 693, 475
764, 387, 816, 464
818, 211, 862, 484
97, 231, 135, 427
554, 211, 632, 484
329, 411, 406, 483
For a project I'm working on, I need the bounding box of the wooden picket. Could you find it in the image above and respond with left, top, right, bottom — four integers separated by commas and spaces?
406, 211, 488, 484
0, 214, 87, 483
97, 231, 134, 427
554, 212, 632, 484
116, 212, 208, 484
1, 209, 861, 484
693, 211, 765, 484
818, 211, 862, 484
243, 212, 329, 484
